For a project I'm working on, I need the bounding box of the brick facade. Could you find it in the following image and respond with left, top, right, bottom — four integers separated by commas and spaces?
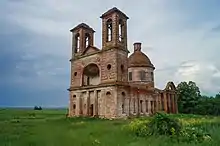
68, 7, 178, 119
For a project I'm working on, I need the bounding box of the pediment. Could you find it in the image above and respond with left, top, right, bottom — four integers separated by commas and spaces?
82, 46, 100, 55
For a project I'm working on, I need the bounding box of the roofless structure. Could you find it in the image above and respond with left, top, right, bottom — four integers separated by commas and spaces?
68, 7, 178, 119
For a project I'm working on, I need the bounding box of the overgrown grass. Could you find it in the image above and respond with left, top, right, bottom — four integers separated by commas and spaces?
0, 108, 220, 146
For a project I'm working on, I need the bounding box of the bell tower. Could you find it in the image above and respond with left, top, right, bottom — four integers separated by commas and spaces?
70, 23, 95, 58
99, 7, 129, 84
100, 7, 129, 51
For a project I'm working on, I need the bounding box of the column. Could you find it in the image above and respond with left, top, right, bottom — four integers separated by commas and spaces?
153, 100, 156, 114
172, 94, 175, 113
143, 98, 146, 115
139, 98, 143, 114
155, 95, 159, 112
167, 93, 170, 113
130, 98, 134, 115
152, 100, 155, 114
155, 96, 158, 112
137, 91, 140, 116
132, 98, 136, 114
76, 94, 82, 116
169, 94, 172, 113
175, 94, 178, 113
159, 94, 162, 111
146, 100, 149, 114
94, 90, 98, 116
163, 93, 167, 113
167, 93, 171, 113
170, 94, 173, 113
149, 100, 151, 114
86, 91, 90, 116
128, 97, 131, 116
68, 93, 72, 116
124, 97, 128, 115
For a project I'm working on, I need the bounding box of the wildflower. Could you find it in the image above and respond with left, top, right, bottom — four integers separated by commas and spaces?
170, 127, 175, 135
93, 139, 100, 145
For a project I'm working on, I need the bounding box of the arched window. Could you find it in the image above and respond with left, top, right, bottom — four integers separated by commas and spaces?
75, 33, 80, 53
121, 65, 124, 72
106, 91, 111, 95
151, 72, 154, 81
118, 19, 123, 42
73, 104, 76, 114
73, 95, 76, 102
85, 33, 90, 48
139, 70, 146, 81
129, 72, 132, 81
106, 19, 112, 42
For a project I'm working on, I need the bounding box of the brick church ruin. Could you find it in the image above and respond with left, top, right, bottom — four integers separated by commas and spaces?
68, 7, 178, 119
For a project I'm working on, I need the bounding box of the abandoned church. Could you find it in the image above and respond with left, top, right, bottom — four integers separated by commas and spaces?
68, 7, 178, 119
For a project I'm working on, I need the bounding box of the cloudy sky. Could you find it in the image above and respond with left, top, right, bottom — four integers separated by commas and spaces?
0, 0, 220, 107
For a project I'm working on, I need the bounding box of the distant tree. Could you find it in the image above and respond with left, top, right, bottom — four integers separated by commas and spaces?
213, 93, 220, 115
195, 95, 213, 115
34, 106, 42, 110
215, 92, 220, 98
38, 106, 42, 110
176, 81, 201, 114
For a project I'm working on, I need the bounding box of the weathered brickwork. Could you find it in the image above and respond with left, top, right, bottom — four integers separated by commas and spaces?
117, 50, 128, 82
68, 7, 178, 119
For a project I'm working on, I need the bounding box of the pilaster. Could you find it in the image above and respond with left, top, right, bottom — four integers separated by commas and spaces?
94, 90, 98, 116
163, 93, 167, 113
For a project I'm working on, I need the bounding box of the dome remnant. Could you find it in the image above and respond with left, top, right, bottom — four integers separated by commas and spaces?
128, 42, 155, 69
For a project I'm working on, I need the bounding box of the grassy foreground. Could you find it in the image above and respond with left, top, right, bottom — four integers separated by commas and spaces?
0, 109, 220, 146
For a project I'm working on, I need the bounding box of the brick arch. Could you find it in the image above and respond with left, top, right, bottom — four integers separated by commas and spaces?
83, 60, 101, 69
164, 82, 176, 91
82, 63, 100, 86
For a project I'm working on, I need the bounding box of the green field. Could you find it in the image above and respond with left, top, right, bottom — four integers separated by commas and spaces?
0, 109, 220, 146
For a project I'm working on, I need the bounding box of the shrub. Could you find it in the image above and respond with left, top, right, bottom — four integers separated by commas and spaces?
125, 112, 212, 143
126, 118, 150, 136
148, 112, 182, 136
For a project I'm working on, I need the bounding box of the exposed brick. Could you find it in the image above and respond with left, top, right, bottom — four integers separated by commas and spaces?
68, 7, 178, 119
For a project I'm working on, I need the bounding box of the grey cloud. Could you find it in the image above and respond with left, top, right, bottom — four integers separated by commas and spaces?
1, 0, 220, 107
211, 24, 220, 32
0, 9, 69, 91
154, 59, 220, 96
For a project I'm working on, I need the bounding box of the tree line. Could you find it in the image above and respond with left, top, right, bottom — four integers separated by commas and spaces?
177, 81, 220, 116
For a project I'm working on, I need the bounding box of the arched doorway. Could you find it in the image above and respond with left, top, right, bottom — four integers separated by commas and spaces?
90, 104, 94, 116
